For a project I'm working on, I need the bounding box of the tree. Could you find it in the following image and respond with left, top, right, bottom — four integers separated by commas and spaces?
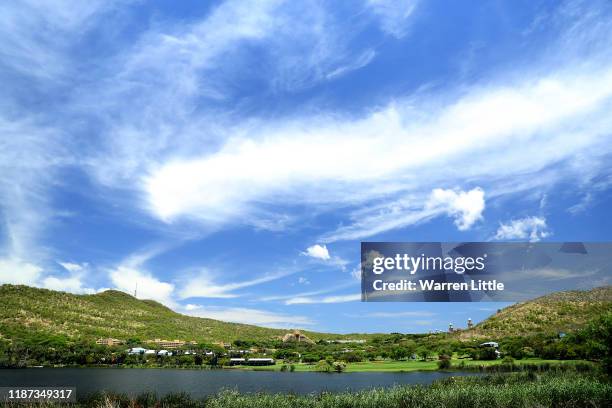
417, 348, 432, 361
437, 358, 451, 369
477, 347, 498, 360
340, 351, 364, 363
315, 360, 332, 372
390, 346, 410, 361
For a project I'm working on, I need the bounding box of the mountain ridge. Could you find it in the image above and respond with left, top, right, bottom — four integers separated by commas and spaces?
457, 285, 612, 339
0, 284, 370, 344
1, 284, 611, 345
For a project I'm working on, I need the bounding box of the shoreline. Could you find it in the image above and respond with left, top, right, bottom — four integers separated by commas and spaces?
7, 358, 592, 373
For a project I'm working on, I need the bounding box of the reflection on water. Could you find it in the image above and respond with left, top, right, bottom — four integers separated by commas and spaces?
0, 368, 479, 398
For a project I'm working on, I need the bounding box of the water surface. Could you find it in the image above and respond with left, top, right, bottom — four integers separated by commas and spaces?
0, 368, 478, 398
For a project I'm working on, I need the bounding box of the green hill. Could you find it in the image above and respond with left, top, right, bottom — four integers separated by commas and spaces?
2, 284, 611, 347
457, 286, 612, 340
0, 285, 356, 345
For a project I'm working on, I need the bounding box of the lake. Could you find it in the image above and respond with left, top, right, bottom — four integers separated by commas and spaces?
0, 368, 478, 398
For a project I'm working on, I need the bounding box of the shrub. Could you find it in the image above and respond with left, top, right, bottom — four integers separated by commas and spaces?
315, 360, 332, 372
333, 361, 346, 372
437, 358, 452, 369
502, 356, 515, 365
301, 353, 320, 363
477, 347, 498, 360
315, 360, 346, 372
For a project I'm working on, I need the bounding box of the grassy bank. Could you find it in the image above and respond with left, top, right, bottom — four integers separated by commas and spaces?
235, 358, 592, 372
13, 371, 610, 408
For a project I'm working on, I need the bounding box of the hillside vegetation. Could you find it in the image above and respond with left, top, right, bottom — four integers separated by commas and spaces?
1, 285, 611, 347
458, 286, 612, 339
0, 285, 359, 345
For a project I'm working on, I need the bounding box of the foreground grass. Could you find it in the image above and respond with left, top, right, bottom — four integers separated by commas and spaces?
8, 371, 611, 408
238, 358, 591, 372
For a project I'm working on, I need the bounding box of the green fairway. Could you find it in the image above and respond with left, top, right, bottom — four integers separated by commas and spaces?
232, 358, 590, 372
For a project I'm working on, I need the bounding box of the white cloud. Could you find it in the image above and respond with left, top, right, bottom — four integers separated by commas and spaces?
177, 267, 297, 299
143, 59, 612, 238
285, 293, 360, 305
303, 244, 331, 260
183, 305, 313, 328
260, 281, 356, 302
58, 261, 85, 273
109, 265, 175, 306
425, 187, 485, 230
322, 187, 484, 242
494, 216, 550, 242
41, 261, 95, 293
326, 49, 377, 79
0, 0, 122, 80
321, 202, 438, 243
11, 0, 601, 247
86, 0, 382, 192
567, 194, 592, 214
42, 275, 95, 294
0, 117, 63, 271
0, 257, 42, 285
298, 276, 310, 285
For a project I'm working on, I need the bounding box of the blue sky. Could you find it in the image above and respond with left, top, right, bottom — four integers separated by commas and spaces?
1, 0, 612, 333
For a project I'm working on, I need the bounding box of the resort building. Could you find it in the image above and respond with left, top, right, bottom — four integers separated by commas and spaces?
480, 341, 501, 358
281, 330, 314, 344
96, 338, 123, 346
148, 339, 195, 349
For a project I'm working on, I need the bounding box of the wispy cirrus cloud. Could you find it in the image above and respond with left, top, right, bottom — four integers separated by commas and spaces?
260, 281, 356, 302
2, 0, 612, 338
0, 0, 124, 80
177, 267, 298, 300
366, 0, 419, 38
143, 36, 612, 241
285, 293, 361, 305
322, 187, 485, 242
357, 311, 436, 318
181, 305, 313, 328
